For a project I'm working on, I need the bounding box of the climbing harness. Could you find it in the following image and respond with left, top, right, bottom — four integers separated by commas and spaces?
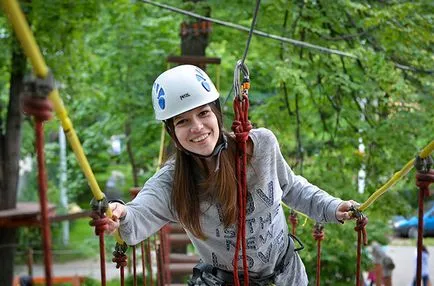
188, 235, 302, 286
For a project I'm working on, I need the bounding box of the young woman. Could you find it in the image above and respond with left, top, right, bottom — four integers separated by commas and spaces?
100, 65, 357, 285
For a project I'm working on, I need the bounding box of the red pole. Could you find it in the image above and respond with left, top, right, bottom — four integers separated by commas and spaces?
35, 120, 53, 286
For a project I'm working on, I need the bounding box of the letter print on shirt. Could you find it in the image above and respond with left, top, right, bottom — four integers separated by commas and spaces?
246, 192, 255, 216
259, 213, 272, 229
259, 224, 274, 245
257, 241, 273, 264
212, 252, 229, 269
276, 229, 285, 252
257, 181, 274, 207
234, 254, 255, 269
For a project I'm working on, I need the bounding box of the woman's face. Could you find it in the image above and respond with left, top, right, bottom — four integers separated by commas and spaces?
173, 104, 220, 156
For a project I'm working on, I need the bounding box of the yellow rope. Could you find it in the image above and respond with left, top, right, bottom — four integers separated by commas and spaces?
281, 202, 310, 227
1, 0, 125, 243
359, 139, 434, 212
1, 0, 47, 76
157, 122, 166, 169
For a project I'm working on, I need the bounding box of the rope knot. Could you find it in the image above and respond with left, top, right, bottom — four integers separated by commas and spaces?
21, 71, 55, 122
354, 216, 369, 245
89, 213, 110, 236
313, 223, 325, 241
112, 251, 128, 269
416, 170, 434, 196
112, 243, 129, 268
288, 211, 298, 227
231, 120, 242, 134
22, 96, 53, 122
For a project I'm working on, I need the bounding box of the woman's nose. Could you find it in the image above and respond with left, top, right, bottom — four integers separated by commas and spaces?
190, 117, 203, 132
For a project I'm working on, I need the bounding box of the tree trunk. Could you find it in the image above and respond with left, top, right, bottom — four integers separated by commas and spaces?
180, 0, 211, 69
125, 118, 139, 187
0, 34, 27, 286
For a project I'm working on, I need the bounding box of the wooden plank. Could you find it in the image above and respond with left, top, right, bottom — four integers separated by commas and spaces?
167, 55, 221, 65
0, 202, 55, 218
0, 202, 91, 228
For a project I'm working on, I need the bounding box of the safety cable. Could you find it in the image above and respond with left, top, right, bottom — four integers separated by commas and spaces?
139, 0, 356, 59
240, 0, 260, 67
140, 0, 434, 76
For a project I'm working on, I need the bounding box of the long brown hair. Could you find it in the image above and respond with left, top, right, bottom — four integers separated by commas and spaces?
165, 103, 238, 239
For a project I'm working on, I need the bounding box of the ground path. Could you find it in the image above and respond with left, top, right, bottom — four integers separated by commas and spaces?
14, 245, 434, 285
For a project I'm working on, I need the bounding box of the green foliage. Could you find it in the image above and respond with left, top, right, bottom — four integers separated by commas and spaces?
2, 0, 433, 284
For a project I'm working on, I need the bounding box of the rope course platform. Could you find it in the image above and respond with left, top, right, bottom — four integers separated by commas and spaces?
0, 202, 91, 228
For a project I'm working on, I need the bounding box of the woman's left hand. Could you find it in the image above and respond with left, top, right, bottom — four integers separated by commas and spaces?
336, 200, 359, 221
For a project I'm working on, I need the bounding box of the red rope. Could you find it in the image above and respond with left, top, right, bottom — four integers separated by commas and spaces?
288, 211, 298, 236
146, 239, 154, 286
90, 209, 110, 285
100, 233, 107, 286
312, 223, 325, 286
141, 242, 147, 286
415, 170, 434, 286
23, 96, 54, 286
354, 217, 368, 286
132, 245, 137, 286
231, 91, 252, 286
112, 246, 128, 286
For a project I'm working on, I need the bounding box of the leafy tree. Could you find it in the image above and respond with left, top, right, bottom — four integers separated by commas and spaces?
1, 0, 432, 284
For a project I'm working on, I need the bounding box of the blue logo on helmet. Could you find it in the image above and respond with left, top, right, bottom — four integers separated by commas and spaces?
154, 83, 166, 110
195, 73, 211, 92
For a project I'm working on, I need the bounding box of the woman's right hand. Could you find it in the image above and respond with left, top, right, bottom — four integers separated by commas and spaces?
90, 202, 126, 235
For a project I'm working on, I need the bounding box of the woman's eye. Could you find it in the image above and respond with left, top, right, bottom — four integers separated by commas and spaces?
199, 110, 209, 116
175, 119, 186, 126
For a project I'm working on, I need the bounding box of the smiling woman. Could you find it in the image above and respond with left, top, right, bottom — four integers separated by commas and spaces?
91, 65, 359, 286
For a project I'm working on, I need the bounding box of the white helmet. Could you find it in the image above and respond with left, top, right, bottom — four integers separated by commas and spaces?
152, 65, 219, 120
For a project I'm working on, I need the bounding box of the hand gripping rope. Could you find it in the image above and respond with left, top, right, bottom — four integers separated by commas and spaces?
21, 71, 55, 286
231, 60, 252, 286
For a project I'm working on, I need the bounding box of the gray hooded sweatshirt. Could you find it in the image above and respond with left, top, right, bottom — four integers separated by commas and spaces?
119, 128, 343, 285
